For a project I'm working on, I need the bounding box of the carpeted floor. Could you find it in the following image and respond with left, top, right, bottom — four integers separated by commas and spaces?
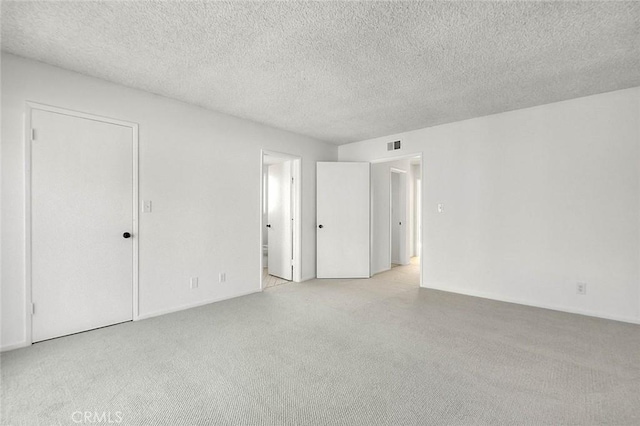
2, 260, 639, 425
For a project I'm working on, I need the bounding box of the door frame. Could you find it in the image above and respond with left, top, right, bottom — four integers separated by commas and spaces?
24, 102, 139, 346
389, 167, 408, 267
371, 153, 424, 287
260, 150, 302, 288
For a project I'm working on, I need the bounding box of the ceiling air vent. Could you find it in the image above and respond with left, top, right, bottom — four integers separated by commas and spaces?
387, 140, 401, 151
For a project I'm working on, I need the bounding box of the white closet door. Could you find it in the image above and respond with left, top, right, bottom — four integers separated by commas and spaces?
31, 109, 134, 342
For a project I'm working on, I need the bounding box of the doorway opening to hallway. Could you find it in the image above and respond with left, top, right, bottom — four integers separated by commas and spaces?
372, 155, 422, 286
260, 151, 302, 290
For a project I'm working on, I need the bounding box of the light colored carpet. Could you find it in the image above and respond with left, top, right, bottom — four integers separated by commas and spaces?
2, 261, 639, 425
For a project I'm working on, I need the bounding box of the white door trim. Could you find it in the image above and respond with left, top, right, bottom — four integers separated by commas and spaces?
260, 150, 302, 288
24, 102, 139, 347
390, 168, 408, 174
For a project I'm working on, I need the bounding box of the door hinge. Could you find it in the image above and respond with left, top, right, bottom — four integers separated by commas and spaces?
31, 128, 36, 141
31, 303, 35, 315
290, 259, 294, 266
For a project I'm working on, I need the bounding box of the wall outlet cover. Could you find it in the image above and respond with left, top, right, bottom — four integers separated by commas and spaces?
576, 282, 587, 295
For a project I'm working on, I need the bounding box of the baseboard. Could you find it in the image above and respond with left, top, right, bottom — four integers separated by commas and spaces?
420, 284, 640, 325
1, 340, 30, 353
136, 289, 261, 321
301, 274, 316, 282
3, 290, 262, 351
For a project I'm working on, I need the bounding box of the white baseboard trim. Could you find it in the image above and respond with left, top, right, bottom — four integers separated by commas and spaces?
420, 284, 640, 325
1, 340, 30, 353
3, 290, 263, 351
136, 289, 261, 321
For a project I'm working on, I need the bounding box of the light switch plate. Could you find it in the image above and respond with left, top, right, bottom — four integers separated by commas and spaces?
142, 200, 152, 213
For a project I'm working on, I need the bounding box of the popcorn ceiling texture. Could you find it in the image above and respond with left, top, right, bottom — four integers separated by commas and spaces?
2, 1, 639, 145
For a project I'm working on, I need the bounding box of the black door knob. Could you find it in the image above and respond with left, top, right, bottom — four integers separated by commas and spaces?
266, 224, 271, 228
123, 232, 131, 239
318, 224, 324, 229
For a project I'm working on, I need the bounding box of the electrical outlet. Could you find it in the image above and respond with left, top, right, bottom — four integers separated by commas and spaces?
576, 282, 587, 295
219, 273, 226, 283
190, 277, 198, 289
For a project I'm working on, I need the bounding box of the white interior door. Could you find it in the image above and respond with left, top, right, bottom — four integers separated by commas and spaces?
31, 109, 134, 342
416, 178, 422, 258
389, 171, 410, 265
317, 162, 370, 278
391, 172, 401, 264
267, 161, 292, 280
391, 171, 409, 265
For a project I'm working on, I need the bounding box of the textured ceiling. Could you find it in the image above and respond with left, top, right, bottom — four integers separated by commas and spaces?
2, 1, 639, 145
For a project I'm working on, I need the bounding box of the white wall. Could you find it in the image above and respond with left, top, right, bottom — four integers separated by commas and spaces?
1, 53, 337, 350
371, 159, 410, 275
340, 87, 640, 323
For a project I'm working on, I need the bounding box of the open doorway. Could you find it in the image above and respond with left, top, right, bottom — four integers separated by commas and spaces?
261, 151, 302, 290
371, 154, 422, 285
